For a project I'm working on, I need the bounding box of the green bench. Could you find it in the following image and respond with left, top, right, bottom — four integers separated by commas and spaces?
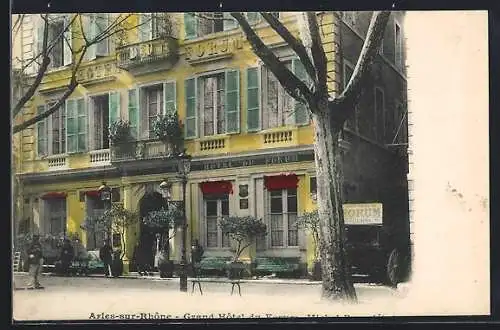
197, 256, 233, 275
253, 257, 301, 276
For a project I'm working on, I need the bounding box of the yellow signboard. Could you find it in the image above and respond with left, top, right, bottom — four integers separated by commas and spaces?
343, 203, 383, 225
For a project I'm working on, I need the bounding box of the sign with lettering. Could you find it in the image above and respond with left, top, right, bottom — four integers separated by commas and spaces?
185, 36, 244, 62
343, 203, 383, 225
190, 152, 313, 172
77, 61, 119, 83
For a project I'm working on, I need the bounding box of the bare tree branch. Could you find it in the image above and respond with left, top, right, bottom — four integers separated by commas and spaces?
231, 12, 314, 105
12, 15, 51, 118
332, 11, 390, 113
260, 12, 317, 84
306, 12, 328, 95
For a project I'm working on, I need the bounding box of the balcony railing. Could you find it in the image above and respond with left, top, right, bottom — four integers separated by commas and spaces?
116, 36, 179, 72
89, 149, 111, 166
47, 155, 68, 170
111, 139, 177, 162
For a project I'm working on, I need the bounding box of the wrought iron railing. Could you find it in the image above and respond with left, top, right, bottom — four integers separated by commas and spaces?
110, 139, 178, 162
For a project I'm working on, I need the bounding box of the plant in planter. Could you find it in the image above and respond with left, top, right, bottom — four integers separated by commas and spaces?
90, 203, 139, 277
143, 203, 184, 278
218, 216, 267, 279
151, 112, 183, 155
109, 119, 134, 157
296, 210, 321, 280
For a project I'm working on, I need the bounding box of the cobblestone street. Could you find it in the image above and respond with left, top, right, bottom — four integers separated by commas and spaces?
13, 273, 409, 321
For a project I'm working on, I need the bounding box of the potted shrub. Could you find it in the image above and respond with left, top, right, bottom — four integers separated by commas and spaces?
296, 210, 321, 280
143, 203, 184, 278
109, 119, 134, 158
151, 112, 183, 155
218, 216, 267, 279
90, 203, 139, 277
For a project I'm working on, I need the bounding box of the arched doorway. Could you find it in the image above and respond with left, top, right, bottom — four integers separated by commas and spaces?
138, 191, 166, 269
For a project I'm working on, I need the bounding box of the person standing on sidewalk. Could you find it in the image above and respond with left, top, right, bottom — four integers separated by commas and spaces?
60, 238, 74, 276
99, 239, 113, 277
26, 235, 44, 289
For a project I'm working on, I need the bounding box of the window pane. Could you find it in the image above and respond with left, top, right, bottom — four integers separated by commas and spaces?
77, 116, 86, 134
287, 213, 298, 246
78, 133, 87, 151
206, 216, 218, 248
221, 199, 229, 216
206, 200, 217, 216
270, 194, 283, 214
287, 193, 297, 213
270, 214, 283, 246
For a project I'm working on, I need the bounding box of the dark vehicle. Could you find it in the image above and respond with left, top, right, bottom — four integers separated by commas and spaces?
343, 203, 411, 287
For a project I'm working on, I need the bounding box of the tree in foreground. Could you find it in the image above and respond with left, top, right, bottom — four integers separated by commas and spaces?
231, 11, 390, 302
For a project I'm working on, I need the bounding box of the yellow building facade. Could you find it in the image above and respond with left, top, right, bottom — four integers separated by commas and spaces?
13, 12, 344, 274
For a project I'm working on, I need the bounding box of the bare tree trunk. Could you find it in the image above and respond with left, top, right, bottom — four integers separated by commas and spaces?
312, 99, 356, 302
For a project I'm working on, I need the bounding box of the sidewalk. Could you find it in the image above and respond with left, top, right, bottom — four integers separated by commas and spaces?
13, 271, 325, 285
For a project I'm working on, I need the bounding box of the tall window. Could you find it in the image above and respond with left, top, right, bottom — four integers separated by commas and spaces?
343, 60, 355, 131
48, 20, 65, 68
46, 198, 66, 235
374, 87, 385, 141
91, 95, 110, 150
269, 188, 298, 247
201, 73, 225, 136
264, 62, 294, 129
146, 85, 163, 138
50, 102, 66, 155
394, 102, 407, 144
85, 196, 105, 250
205, 195, 230, 248
395, 22, 403, 69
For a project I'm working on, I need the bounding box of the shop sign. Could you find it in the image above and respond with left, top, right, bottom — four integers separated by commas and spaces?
185, 36, 244, 62
198, 153, 306, 171
343, 203, 383, 225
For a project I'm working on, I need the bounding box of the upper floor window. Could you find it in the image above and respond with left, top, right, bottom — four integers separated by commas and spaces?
394, 101, 407, 144
184, 70, 239, 138
36, 15, 73, 69
82, 14, 110, 60
37, 102, 66, 157
268, 188, 298, 247
88, 92, 120, 150
201, 73, 225, 136
138, 13, 171, 42
394, 21, 403, 69
245, 59, 310, 132
373, 87, 385, 142
184, 12, 275, 40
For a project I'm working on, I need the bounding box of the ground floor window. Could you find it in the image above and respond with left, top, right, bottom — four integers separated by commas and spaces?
45, 198, 66, 236
85, 196, 105, 250
204, 194, 230, 248
269, 188, 298, 247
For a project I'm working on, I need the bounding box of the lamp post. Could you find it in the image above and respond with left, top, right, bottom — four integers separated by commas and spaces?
98, 182, 112, 244
177, 152, 191, 292
158, 179, 171, 269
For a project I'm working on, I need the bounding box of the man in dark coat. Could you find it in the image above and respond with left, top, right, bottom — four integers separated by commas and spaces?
60, 238, 74, 276
99, 239, 113, 277
26, 235, 44, 289
191, 239, 204, 277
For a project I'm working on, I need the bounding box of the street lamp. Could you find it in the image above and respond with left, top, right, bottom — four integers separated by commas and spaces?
98, 182, 112, 243
158, 179, 172, 270
177, 152, 191, 292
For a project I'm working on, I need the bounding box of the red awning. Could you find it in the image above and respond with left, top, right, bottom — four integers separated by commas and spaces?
264, 174, 299, 191
84, 190, 100, 198
199, 181, 233, 195
41, 192, 67, 199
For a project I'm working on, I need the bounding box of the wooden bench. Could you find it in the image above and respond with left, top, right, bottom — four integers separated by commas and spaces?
190, 259, 246, 296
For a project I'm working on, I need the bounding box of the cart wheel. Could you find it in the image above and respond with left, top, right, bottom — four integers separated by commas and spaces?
386, 248, 400, 287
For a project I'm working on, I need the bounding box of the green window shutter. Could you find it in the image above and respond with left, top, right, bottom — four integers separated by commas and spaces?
292, 58, 309, 125
36, 105, 47, 156
184, 13, 197, 40
77, 98, 88, 152
84, 14, 97, 60
223, 13, 237, 31
225, 69, 240, 133
247, 12, 261, 24
36, 19, 44, 57
66, 99, 77, 153
128, 88, 139, 139
63, 15, 73, 66
184, 78, 197, 138
163, 81, 176, 115
95, 13, 109, 56
246, 67, 260, 132
139, 13, 152, 42
109, 91, 120, 126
